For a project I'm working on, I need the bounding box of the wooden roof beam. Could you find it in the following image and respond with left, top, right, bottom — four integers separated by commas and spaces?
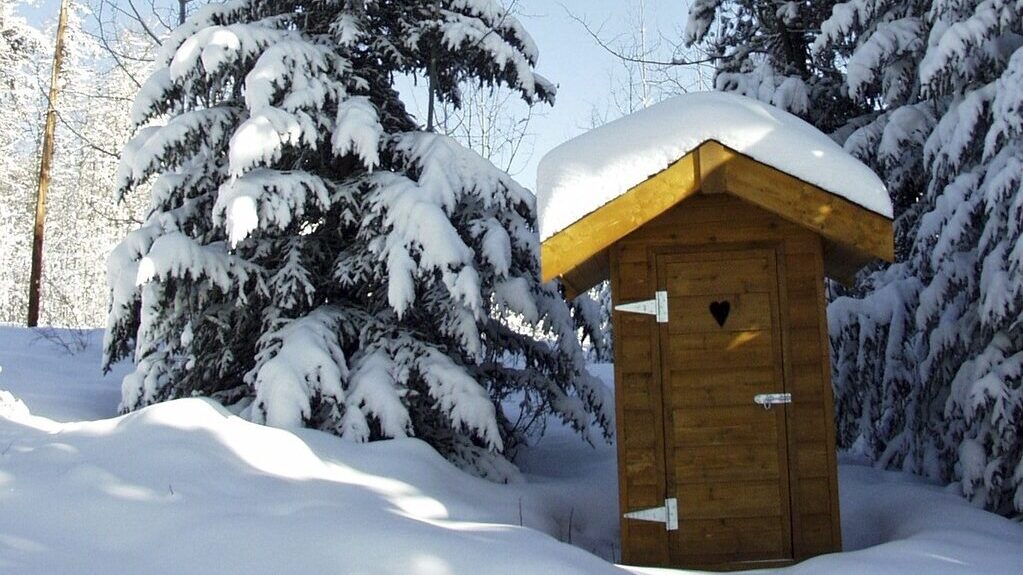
714, 144, 895, 262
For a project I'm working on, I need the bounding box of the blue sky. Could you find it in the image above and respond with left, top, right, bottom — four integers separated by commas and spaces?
512, 0, 698, 189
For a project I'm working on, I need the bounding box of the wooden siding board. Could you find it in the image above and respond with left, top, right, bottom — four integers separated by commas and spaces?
667, 292, 773, 333
678, 517, 788, 557
671, 404, 780, 446
795, 443, 831, 478
814, 233, 844, 552
675, 444, 782, 483
669, 367, 776, 408
679, 480, 786, 519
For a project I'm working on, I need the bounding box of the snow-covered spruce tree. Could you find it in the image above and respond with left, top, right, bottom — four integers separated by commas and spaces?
683, 0, 865, 133
104, 0, 612, 479
687, 0, 1023, 517
432, 78, 611, 362
817, 0, 1023, 518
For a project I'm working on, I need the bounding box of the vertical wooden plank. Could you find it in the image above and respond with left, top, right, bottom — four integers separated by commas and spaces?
813, 236, 844, 552
654, 252, 676, 555
784, 232, 842, 558
610, 245, 633, 563
645, 246, 670, 566
612, 244, 670, 566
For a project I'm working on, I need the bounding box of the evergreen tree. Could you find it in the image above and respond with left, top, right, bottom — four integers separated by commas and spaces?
687, 0, 1023, 517
105, 0, 612, 479
683, 0, 864, 132
821, 0, 1023, 518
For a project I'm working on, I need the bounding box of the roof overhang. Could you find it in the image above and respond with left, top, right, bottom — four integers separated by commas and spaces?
540, 140, 894, 298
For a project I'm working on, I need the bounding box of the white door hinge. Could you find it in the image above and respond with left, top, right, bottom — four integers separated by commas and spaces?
623, 497, 678, 530
615, 290, 668, 323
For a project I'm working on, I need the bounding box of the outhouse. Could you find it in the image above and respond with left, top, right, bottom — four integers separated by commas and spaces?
537, 93, 894, 571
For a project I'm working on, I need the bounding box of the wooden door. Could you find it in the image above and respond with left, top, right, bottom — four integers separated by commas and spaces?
656, 247, 794, 568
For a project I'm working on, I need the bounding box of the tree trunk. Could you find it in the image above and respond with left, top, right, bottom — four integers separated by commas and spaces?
427, 51, 438, 132
27, 0, 71, 327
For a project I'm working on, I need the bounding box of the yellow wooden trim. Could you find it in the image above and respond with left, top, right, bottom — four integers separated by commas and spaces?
697, 140, 732, 194
558, 270, 582, 300
721, 152, 895, 262
540, 152, 700, 283
540, 139, 894, 286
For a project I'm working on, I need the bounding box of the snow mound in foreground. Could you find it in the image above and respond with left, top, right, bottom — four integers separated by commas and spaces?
0, 397, 622, 575
536, 91, 892, 242
0, 388, 29, 419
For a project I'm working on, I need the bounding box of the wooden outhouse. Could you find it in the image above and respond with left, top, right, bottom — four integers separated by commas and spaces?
537, 94, 894, 571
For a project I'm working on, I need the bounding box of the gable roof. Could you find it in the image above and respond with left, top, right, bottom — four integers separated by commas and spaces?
540, 140, 894, 295
537, 92, 892, 242
536, 93, 894, 296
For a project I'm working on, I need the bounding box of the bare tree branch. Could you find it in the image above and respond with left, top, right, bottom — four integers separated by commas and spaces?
125, 0, 164, 45
558, 3, 719, 67
94, 2, 144, 88
147, 0, 174, 33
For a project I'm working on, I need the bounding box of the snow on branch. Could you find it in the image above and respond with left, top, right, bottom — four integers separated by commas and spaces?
418, 345, 502, 451
117, 107, 239, 192
169, 24, 285, 82
846, 18, 924, 101
228, 106, 317, 177
249, 306, 349, 429
135, 231, 260, 297
214, 168, 332, 246
332, 96, 382, 170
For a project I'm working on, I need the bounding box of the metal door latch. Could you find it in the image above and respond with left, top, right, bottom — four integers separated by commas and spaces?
623, 497, 678, 530
754, 393, 792, 410
615, 290, 668, 323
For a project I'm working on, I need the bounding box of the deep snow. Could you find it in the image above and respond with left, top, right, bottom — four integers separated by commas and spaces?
1, 326, 1021, 574
536, 91, 893, 242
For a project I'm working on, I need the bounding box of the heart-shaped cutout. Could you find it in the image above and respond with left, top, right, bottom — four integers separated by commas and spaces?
709, 301, 731, 327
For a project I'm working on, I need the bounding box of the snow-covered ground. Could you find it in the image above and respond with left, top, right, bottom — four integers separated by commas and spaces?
1, 326, 1020, 574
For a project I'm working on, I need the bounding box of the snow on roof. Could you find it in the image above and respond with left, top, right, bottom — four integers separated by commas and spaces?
536, 91, 892, 242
